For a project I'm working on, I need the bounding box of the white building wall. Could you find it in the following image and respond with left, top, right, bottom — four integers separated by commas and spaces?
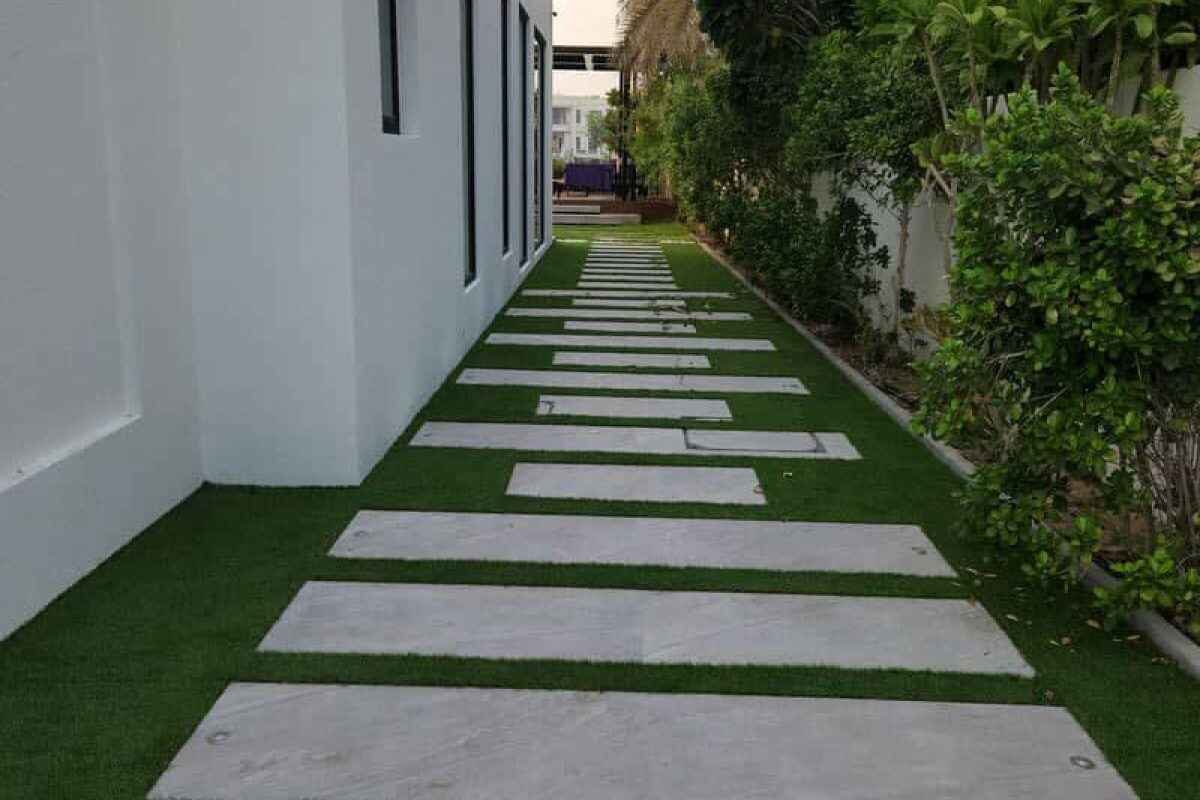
0, 0, 554, 640
0, 0, 203, 638
343, 0, 553, 477
552, 94, 610, 160
174, 0, 362, 486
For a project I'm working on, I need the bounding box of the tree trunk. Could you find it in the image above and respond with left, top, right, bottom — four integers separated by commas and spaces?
1150, 6, 1162, 87
894, 202, 913, 334
1107, 27, 1125, 112
922, 33, 952, 128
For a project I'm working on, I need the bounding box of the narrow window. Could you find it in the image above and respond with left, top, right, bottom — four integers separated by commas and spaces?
576, 109, 581, 124
520, 7, 530, 264
501, 0, 511, 254
379, 0, 400, 134
462, 0, 477, 284
534, 29, 547, 247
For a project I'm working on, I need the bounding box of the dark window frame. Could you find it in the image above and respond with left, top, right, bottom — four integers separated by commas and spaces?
534, 28, 547, 248
462, 0, 477, 285
519, 7, 530, 264
501, 0, 511, 254
380, 0, 400, 134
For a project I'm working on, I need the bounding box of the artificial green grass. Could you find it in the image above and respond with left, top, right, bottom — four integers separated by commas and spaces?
1, 224, 1198, 798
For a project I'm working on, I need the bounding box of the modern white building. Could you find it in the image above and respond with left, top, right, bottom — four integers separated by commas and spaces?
552, 94, 612, 160
0, 0, 554, 640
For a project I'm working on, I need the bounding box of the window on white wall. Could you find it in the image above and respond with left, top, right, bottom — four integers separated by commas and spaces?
462, 0, 477, 284
501, 0, 511, 254
379, 0, 400, 134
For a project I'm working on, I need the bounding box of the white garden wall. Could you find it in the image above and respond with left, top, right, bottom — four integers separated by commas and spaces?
820, 67, 1200, 354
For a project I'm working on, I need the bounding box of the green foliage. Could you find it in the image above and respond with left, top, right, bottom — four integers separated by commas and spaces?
915, 66, 1200, 630
1095, 544, 1200, 638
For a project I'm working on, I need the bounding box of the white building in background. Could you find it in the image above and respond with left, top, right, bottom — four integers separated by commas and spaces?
0, 0, 554, 640
552, 94, 612, 161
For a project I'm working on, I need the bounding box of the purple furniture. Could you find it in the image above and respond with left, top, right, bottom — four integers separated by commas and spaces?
563, 163, 614, 193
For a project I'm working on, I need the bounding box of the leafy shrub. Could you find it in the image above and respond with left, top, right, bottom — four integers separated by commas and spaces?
915, 67, 1200, 630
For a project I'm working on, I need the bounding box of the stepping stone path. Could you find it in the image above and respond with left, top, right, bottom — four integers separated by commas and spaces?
150, 238, 1138, 799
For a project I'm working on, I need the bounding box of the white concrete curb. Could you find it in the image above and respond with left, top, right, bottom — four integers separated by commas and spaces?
699, 236, 1200, 682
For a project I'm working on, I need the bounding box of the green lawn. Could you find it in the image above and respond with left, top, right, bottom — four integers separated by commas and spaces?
1, 223, 1197, 798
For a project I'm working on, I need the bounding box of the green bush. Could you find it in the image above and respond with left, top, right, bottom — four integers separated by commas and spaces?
915, 67, 1200, 630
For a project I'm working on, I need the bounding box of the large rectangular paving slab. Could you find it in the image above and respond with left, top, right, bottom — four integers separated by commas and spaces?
149, 684, 1134, 800
411, 422, 860, 460
563, 321, 698, 334
330, 511, 954, 576
552, 352, 711, 368
524, 290, 732, 298
537, 395, 732, 420
582, 271, 674, 279
577, 282, 683, 290
458, 368, 808, 394
508, 308, 750, 321
572, 298, 685, 308
508, 462, 766, 504
259, 582, 1032, 675
486, 333, 773, 351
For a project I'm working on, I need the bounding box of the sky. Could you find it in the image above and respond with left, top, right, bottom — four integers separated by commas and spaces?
553, 0, 621, 97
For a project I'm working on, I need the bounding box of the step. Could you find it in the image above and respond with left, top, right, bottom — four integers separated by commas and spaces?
536, 394, 730, 420
330, 511, 955, 576
523, 290, 732, 298
507, 308, 750, 321
410, 423, 860, 460
150, 685, 1132, 800
550, 352, 712, 368
562, 321, 698, 334
508, 462, 766, 504
554, 204, 601, 214
258, 582, 1030, 676
572, 299, 686, 308
554, 212, 642, 225
577, 283, 683, 290
486, 333, 773, 351
457, 368, 808, 394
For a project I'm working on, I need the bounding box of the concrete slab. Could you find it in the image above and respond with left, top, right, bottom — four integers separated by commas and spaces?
524, 290, 732, 298
585, 258, 668, 263
258, 582, 1032, 675
537, 395, 731, 420
554, 212, 642, 225
584, 263, 668, 268
580, 276, 677, 284
562, 321, 698, 334
486, 333, 773, 351
582, 271, 674, 278
554, 204, 601, 213
149, 684, 1134, 800
508, 463, 766, 504
572, 299, 686, 308
551, 352, 710, 368
330, 511, 955, 576
457, 368, 808, 394
577, 283, 683, 290
507, 308, 749, 321
410, 422, 860, 460
686, 429, 862, 459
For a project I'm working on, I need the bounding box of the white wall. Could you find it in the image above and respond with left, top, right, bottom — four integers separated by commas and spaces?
342, 0, 554, 478
822, 67, 1200, 354
0, 0, 203, 638
174, 0, 362, 486
0, 0, 555, 640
